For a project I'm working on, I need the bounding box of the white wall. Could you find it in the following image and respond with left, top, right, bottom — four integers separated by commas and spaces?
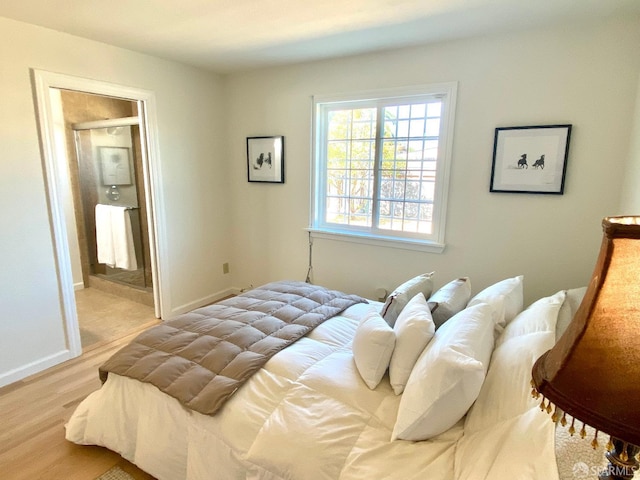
620, 76, 640, 213
0, 17, 230, 384
225, 15, 640, 305
2, 13, 639, 387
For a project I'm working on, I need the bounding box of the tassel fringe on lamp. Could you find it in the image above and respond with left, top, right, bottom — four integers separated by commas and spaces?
532, 216, 640, 480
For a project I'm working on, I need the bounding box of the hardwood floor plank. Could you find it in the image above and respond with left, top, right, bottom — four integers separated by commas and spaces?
0, 328, 157, 480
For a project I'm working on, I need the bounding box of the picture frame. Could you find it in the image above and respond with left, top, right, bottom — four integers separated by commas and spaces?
247, 136, 284, 183
99, 146, 132, 186
490, 125, 572, 194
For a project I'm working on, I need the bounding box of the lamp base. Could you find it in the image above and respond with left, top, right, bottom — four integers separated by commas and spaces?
598, 438, 639, 480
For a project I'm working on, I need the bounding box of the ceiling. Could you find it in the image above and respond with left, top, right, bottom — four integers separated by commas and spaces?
1, 0, 639, 73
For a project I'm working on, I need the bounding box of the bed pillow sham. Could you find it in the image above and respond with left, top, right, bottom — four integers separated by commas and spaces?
353, 309, 396, 389
382, 272, 434, 327
392, 302, 496, 441
427, 277, 471, 329
388, 293, 435, 395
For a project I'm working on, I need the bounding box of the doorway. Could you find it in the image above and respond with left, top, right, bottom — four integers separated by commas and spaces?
58, 90, 157, 348
32, 69, 165, 360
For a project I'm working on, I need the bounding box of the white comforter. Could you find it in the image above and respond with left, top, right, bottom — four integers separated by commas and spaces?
67, 295, 566, 480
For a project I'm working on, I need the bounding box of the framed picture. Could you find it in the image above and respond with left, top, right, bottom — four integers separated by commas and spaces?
99, 146, 132, 186
247, 136, 284, 183
490, 125, 572, 194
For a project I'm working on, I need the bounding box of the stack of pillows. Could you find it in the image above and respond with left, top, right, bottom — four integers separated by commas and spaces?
351, 272, 524, 441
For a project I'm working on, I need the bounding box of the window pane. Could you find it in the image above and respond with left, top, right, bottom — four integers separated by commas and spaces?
327, 141, 347, 166
409, 119, 425, 137
351, 141, 374, 160
411, 104, 426, 118
352, 120, 373, 139
328, 110, 350, 140
405, 181, 421, 201
354, 108, 375, 121
393, 180, 405, 199
392, 201, 404, 218
426, 118, 440, 136
420, 181, 435, 202
324, 107, 376, 227
424, 140, 438, 160
408, 140, 424, 160
372, 102, 443, 234
385, 106, 398, 119
427, 102, 442, 117
397, 120, 409, 138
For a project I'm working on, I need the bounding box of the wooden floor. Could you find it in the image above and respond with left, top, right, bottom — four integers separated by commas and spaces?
0, 322, 159, 480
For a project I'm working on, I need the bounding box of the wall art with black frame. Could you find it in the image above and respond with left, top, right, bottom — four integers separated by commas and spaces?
247, 136, 284, 183
490, 125, 572, 194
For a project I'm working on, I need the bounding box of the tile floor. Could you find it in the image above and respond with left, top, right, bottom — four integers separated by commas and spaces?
75, 287, 158, 349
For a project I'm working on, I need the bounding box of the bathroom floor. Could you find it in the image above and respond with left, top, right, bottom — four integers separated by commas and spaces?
75, 287, 159, 350
99, 267, 150, 289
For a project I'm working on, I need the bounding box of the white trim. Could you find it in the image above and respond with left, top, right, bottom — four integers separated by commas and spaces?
31, 69, 167, 366
168, 287, 237, 318
432, 82, 457, 247
72, 116, 139, 130
313, 82, 458, 105
136, 97, 167, 320
0, 349, 73, 388
307, 228, 445, 253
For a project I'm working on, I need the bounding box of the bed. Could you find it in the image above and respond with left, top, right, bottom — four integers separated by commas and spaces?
66, 276, 590, 480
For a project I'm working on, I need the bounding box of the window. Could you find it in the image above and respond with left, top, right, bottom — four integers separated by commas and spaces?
310, 83, 457, 252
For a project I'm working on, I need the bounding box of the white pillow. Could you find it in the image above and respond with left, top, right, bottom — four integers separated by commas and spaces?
382, 273, 435, 327
467, 275, 524, 329
427, 277, 471, 329
496, 290, 565, 347
352, 309, 396, 389
392, 303, 496, 441
389, 293, 435, 395
555, 287, 586, 340
464, 291, 565, 433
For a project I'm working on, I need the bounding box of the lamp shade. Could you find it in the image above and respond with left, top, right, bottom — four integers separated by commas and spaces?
532, 216, 640, 446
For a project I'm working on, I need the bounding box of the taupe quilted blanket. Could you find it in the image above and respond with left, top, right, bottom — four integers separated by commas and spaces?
99, 281, 366, 415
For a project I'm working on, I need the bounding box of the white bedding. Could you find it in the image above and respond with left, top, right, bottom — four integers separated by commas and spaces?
66, 292, 574, 480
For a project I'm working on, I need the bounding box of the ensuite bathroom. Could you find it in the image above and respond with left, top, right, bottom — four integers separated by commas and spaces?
56, 90, 158, 349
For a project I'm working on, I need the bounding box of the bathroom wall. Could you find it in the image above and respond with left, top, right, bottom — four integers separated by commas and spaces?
60, 90, 138, 286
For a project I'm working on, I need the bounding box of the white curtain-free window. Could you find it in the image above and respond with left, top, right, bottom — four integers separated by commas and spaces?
310, 83, 457, 252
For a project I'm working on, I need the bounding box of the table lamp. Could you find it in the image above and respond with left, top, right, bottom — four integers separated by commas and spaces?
532, 216, 640, 480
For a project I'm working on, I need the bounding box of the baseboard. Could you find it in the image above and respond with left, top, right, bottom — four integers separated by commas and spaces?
73, 282, 85, 291
167, 287, 237, 319
0, 349, 73, 388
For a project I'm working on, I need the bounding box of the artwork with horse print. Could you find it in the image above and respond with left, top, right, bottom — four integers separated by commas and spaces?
517, 153, 528, 169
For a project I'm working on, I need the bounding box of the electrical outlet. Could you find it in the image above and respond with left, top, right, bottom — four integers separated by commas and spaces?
222, 262, 230, 274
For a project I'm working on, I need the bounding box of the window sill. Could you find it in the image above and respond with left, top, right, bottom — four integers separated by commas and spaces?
306, 228, 445, 253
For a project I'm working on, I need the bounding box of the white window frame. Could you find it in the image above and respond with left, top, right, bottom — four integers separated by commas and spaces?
309, 83, 457, 253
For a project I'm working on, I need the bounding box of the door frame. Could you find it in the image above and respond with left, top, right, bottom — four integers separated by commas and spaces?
32, 69, 166, 358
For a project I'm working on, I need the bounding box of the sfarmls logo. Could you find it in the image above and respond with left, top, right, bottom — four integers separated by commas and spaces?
572, 462, 638, 478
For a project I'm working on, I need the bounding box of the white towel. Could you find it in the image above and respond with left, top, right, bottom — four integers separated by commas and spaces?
110, 206, 138, 271
95, 204, 138, 271
95, 204, 115, 267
